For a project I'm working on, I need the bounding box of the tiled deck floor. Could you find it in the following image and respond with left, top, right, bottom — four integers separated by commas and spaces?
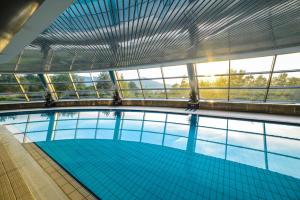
0, 143, 34, 200
23, 143, 97, 200
0, 125, 97, 200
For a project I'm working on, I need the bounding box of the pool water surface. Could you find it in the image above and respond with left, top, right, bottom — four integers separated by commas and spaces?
1, 110, 300, 199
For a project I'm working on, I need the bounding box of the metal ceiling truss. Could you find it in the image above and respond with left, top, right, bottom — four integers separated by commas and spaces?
0, 0, 299, 73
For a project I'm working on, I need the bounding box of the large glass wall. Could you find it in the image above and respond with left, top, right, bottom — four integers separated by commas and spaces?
0, 74, 45, 102
116, 65, 190, 99
46, 72, 114, 100
0, 52, 299, 104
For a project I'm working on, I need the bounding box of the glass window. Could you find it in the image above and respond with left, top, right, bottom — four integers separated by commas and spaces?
91, 72, 111, 81
267, 89, 300, 102
143, 90, 166, 99
230, 74, 269, 88
119, 80, 141, 89
270, 72, 300, 87
0, 74, 25, 102
116, 70, 139, 80
165, 78, 189, 89
122, 90, 143, 98
274, 52, 300, 71
229, 89, 266, 101
139, 67, 162, 79
71, 73, 92, 82
198, 76, 228, 88
167, 89, 189, 99
230, 56, 273, 73
162, 65, 188, 77
199, 89, 228, 100
196, 61, 229, 76
48, 74, 71, 83
141, 79, 164, 89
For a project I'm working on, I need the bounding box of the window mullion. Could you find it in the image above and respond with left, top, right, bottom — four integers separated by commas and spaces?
14, 74, 29, 102
228, 60, 231, 102
161, 67, 168, 99
137, 69, 145, 99
264, 55, 277, 102
90, 72, 100, 98
69, 73, 79, 99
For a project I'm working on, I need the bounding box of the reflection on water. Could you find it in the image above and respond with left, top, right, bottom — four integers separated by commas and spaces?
1, 110, 300, 179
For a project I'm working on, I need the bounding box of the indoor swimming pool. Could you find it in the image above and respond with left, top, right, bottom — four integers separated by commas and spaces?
0, 109, 299, 199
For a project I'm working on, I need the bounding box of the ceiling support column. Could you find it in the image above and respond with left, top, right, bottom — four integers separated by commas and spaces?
187, 63, 198, 103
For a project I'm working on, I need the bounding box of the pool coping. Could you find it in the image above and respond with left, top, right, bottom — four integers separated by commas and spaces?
23, 143, 98, 200
0, 125, 98, 200
0, 106, 299, 125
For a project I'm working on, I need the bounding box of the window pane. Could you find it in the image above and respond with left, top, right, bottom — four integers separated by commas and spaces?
270, 72, 300, 87
119, 80, 141, 89
196, 61, 229, 76
230, 56, 273, 73
116, 70, 139, 80
165, 78, 189, 88
96, 81, 114, 90
27, 93, 45, 101
56, 91, 77, 99
230, 89, 266, 101
167, 89, 189, 99
98, 90, 113, 98
0, 94, 25, 102
91, 72, 111, 81
198, 76, 228, 88
17, 74, 41, 84
274, 52, 300, 71
77, 91, 97, 99
141, 79, 164, 89
71, 73, 92, 82
22, 84, 44, 92
122, 90, 143, 98
0, 84, 23, 92
267, 89, 300, 102
143, 90, 166, 99
139, 67, 162, 78
0, 74, 17, 83
52, 83, 74, 92
162, 65, 188, 77
199, 89, 228, 100
48, 74, 71, 83
75, 82, 95, 90
230, 74, 269, 88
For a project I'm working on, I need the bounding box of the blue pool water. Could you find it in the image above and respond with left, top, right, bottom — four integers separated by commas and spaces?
1, 110, 300, 199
